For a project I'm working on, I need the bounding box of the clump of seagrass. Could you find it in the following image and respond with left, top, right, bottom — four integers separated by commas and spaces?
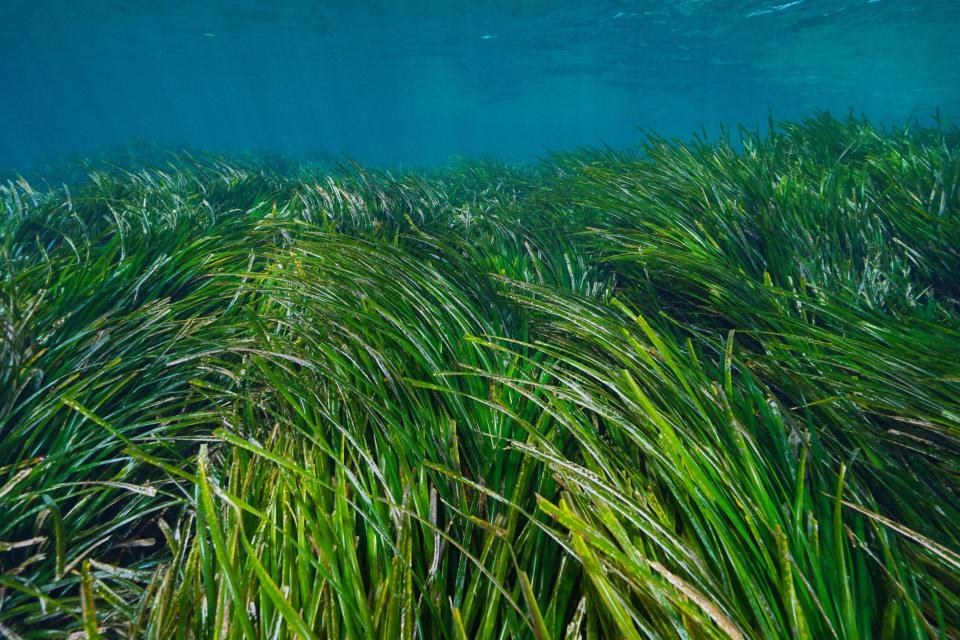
1, 113, 958, 639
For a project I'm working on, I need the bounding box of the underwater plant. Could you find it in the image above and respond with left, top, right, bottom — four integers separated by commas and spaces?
0, 113, 958, 638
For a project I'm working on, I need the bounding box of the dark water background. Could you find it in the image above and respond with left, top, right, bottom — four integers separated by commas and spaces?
2, 0, 958, 174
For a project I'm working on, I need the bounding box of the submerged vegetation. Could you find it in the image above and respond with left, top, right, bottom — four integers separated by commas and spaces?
1, 113, 959, 638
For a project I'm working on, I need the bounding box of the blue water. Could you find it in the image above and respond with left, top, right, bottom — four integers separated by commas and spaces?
2, 0, 958, 172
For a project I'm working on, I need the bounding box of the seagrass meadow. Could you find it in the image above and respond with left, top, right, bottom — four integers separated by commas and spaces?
1, 113, 959, 639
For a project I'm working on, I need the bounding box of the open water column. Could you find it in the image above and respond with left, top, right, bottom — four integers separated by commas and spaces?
1, 0, 958, 170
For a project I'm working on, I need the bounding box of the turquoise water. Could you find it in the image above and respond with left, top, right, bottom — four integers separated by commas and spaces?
2, 0, 958, 171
